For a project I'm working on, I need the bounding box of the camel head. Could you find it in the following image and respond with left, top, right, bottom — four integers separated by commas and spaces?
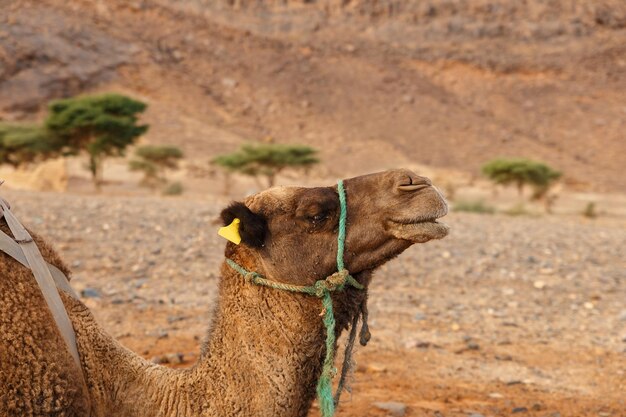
220, 169, 449, 286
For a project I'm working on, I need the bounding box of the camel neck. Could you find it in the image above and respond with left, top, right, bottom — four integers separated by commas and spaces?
73, 260, 365, 417
191, 262, 337, 416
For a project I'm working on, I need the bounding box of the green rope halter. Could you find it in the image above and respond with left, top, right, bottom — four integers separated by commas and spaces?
225, 180, 363, 417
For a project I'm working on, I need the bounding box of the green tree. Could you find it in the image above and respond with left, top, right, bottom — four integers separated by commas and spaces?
0, 123, 56, 168
129, 145, 184, 189
482, 158, 561, 212
45, 93, 148, 190
212, 143, 319, 187
482, 158, 561, 196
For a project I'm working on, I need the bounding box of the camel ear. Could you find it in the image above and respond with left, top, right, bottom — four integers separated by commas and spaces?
220, 202, 267, 248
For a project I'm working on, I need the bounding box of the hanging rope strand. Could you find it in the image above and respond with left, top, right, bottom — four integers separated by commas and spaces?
333, 311, 360, 406
336, 180, 348, 271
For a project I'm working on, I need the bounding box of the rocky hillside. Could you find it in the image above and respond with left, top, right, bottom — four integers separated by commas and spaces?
1, 0, 625, 190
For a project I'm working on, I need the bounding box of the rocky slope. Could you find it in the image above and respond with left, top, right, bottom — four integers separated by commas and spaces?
1, 0, 625, 190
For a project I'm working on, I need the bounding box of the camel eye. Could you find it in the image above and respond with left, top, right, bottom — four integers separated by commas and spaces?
308, 213, 327, 223
295, 190, 338, 226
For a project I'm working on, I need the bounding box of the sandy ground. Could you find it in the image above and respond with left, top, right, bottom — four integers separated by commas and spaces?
3, 189, 625, 417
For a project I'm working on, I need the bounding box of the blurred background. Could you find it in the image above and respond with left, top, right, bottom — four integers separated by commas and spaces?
1, 1, 625, 416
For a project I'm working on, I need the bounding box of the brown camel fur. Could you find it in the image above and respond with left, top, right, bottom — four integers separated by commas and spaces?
0, 169, 449, 417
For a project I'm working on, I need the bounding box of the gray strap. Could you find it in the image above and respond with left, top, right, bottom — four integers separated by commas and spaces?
0, 229, 79, 299
0, 199, 82, 369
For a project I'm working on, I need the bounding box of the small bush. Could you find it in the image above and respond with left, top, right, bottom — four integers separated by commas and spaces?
582, 202, 597, 219
162, 181, 184, 196
453, 200, 495, 214
129, 145, 184, 189
0, 123, 56, 167
503, 203, 530, 216
135, 145, 183, 167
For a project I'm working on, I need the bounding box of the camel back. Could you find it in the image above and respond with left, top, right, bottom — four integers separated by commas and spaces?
0, 197, 82, 368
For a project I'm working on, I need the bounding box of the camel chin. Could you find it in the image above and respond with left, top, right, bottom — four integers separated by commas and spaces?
387, 220, 450, 243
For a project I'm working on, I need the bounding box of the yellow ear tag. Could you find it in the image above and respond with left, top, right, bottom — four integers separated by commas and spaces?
218, 218, 242, 245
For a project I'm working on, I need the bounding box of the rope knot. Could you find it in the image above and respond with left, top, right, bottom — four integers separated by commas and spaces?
327, 269, 349, 287
314, 269, 351, 297
244, 271, 259, 283
313, 280, 329, 297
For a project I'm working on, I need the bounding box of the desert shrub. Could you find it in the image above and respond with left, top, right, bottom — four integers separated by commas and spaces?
503, 203, 530, 216
582, 202, 597, 219
482, 158, 561, 195
0, 123, 56, 168
134, 145, 184, 166
162, 181, 184, 196
482, 158, 561, 213
129, 145, 183, 189
453, 200, 495, 214
212, 143, 319, 187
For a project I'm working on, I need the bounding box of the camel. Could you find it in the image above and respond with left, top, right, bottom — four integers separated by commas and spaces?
0, 169, 449, 417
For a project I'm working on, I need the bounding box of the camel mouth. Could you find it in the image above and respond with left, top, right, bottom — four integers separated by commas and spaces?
386, 217, 450, 243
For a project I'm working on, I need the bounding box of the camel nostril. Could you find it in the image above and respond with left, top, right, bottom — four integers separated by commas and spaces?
398, 183, 430, 192
398, 175, 432, 191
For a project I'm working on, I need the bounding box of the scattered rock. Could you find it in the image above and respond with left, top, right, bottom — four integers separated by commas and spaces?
502, 287, 515, 296
506, 380, 523, 386
150, 352, 184, 365
221, 77, 238, 88
359, 363, 387, 373
167, 315, 188, 324
147, 329, 169, 339
166, 352, 184, 365
372, 401, 406, 417
467, 341, 480, 350
81, 287, 101, 298
413, 311, 426, 321
533, 280, 546, 289
512, 407, 528, 413
151, 355, 166, 364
